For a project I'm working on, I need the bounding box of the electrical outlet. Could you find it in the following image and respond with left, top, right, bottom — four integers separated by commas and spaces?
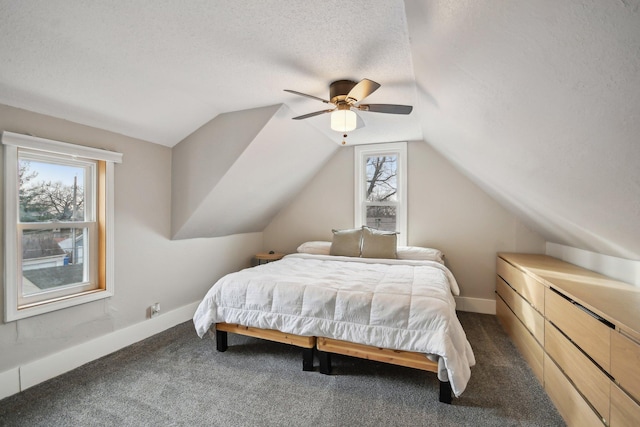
150, 302, 160, 318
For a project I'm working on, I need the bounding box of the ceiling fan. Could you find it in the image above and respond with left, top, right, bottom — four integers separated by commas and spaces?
284, 79, 412, 133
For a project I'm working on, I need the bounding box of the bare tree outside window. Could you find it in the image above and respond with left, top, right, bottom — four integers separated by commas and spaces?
19, 160, 85, 222
365, 155, 398, 232
18, 160, 87, 295
355, 142, 406, 245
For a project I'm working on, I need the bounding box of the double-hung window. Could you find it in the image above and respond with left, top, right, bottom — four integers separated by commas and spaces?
354, 142, 407, 245
3, 132, 122, 321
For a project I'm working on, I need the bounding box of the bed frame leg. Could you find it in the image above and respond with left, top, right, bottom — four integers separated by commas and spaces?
318, 350, 332, 374
216, 330, 228, 352
302, 347, 314, 371
439, 380, 452, 404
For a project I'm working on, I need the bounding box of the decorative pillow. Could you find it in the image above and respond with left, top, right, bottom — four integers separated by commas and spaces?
296, 241, 331, 255
396, 246, 445, 264
360, 226, 398, 259
330, 228, 362, 257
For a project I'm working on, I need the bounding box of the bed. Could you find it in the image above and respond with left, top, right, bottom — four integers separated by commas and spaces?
193, 232, 475, 403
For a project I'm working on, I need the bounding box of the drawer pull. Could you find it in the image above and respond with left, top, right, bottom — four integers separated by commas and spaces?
572, 302, 614, 328
550, 288, 614, 329
620, 329, 640, 346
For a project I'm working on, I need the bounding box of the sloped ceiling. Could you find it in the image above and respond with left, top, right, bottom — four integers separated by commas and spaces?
404, 0, 640, 260
171, 104, 336, 239
0, 1, 638, 258
0, 0, 420, 146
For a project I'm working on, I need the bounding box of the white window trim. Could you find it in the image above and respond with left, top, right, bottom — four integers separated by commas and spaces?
2, 131, 122, 321
354, 142, 407, 246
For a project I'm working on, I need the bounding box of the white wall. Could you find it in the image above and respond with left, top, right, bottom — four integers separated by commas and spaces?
264, 140, 546, 309
171, 104, 337, 239
547, 243, 640, 288
0, 104, 263, 382
263, 146, 355, 251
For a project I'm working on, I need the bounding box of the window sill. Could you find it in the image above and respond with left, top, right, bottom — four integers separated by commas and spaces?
6, 288, 113, 322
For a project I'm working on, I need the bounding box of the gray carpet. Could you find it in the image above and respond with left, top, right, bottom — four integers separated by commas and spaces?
0, 312, 564, 426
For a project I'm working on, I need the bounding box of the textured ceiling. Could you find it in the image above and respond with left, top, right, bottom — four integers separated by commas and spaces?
0, 0, 421, 146
1, 1, 639, 260
405, 0, 640, 259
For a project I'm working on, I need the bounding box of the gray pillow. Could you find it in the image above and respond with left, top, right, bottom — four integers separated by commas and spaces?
330, 228, 362, 257
360, 226, 398, 259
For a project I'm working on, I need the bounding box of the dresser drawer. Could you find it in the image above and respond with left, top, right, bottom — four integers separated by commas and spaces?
611, 330, 640, 403
496, 296, 543, 383
497, 257, 545, 312
611, 382, 640, 427
496, 276, 544, 344
545, 288, 611, 372
544, 354, 604, 427
545, 320, 610, 422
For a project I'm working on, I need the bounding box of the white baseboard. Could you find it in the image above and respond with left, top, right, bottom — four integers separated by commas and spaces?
0, 367, 20, 401
0, 301, 200, 401
455, 296, 496, 315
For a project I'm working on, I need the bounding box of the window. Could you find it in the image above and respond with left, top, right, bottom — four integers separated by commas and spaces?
3, 132, 122, 321
354, 142, 407, 246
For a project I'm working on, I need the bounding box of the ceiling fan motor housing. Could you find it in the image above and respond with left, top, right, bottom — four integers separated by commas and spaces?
285, 78, 411, 122
330, 80, 357, 104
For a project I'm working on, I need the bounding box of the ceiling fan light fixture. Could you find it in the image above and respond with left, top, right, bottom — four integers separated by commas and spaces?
331, 108, 357, 132
285, 78, 412, 132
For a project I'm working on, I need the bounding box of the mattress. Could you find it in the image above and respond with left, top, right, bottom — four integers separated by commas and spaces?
193, 253, 475, 396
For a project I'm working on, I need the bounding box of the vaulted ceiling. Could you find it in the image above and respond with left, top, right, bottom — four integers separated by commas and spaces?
1, 1, 638, 259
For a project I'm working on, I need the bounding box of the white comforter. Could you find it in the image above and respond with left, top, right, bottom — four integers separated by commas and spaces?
193, 253, 475, 397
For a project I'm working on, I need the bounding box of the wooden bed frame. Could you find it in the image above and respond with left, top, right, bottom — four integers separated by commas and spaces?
215, 323, 316, 371
214, 322, 452, 404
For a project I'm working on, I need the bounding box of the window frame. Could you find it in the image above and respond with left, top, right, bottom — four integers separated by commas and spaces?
3, 131, 122, 321
17, 150, 98, 306
354, 142, 407, 246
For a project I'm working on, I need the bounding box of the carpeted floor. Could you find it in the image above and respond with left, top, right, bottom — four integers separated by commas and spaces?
0, 312, 564, 426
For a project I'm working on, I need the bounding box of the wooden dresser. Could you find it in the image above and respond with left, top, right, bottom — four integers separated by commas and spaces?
496, 253, 640, 426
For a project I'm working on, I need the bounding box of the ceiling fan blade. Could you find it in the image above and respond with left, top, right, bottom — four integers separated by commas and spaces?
346, 79, 381, 104
284, 89, 330, 104
291, 109, 334, 120
358, 104, 413, 114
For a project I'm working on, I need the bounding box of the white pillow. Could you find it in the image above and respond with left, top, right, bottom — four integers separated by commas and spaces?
296, 241, 331, 255
396, 246, 445, 264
